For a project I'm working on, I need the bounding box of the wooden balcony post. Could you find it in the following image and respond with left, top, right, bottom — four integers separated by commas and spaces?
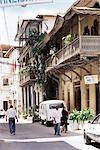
78, 15, 82, 50
78, 15, 81, 36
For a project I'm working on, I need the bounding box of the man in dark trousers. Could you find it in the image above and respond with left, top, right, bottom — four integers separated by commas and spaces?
61, 106, 68, 133
6, 105, 18, 135
53, 106, 62, 135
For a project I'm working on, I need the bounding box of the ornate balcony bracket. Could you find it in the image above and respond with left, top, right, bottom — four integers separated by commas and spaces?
55, 69, 72, 82
63, 72, 72, 82
48, 66, 72, 82
79, 66, 90, 74
48, 72, 59, 84
53, 72, 59, 79
70, 69, 81, 80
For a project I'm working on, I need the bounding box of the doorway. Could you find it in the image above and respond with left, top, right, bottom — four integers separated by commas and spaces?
3, 101, 8, 111
74, 81, 81, 111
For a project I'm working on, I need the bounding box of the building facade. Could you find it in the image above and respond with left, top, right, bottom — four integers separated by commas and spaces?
5, 46, 22, 115
15, 15, 56, 114
0, 45, 20, 113
40, 0, 100, 116
15, 0, 100, 116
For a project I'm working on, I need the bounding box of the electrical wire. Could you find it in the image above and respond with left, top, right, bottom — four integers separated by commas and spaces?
0, 61, 20, 66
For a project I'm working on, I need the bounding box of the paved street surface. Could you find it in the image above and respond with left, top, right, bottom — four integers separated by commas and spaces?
0, 118, 100, 150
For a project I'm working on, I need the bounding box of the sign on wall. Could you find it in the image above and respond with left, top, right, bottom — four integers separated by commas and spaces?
84, 75, 98, 84
0, 0, 53, 7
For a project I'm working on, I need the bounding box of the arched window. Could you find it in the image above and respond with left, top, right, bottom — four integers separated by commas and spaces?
93, 2, 100, 8
94, 19, 99, 35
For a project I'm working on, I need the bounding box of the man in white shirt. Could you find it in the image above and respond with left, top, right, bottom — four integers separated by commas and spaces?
53, 106, 62, 135
6, 105, 18, 135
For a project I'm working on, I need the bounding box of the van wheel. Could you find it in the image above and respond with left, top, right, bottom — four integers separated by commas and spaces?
46, 121, 50, 127
41, 120, 44, 125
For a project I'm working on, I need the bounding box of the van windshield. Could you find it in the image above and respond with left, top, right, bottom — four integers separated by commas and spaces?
49, 103, 64, 109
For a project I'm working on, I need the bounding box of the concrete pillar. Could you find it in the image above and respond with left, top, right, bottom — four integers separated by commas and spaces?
64, 82, 68, 108
59, 77, 63, 99
23, 86, 26, 112
81, 78, 87, 109
31, 85, 33, 108
89, 84, 96, 116
39, 86, 43, 103
22, 87, 24, 111
32, 83, 35, 110
36, 84, 38, 106
27, 86, 29, 111
70, 82, 74, 112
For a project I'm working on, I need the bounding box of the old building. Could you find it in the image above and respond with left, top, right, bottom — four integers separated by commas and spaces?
0, 44, 22, 116
0, 44, 11, 111
5, 46, 22, 114
15, 0, 100, 116
40, 0, 100, 116
15, 15, 56, 114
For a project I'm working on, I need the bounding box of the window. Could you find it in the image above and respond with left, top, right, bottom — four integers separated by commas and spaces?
3, 78, 9, 86
26, 53, 29, 64
49, 103, 64, 109
93, 115, 100, 124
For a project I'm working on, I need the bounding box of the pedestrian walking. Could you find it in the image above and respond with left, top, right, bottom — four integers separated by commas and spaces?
6, 105, 18, 135
53, 106, 62, 135
61, 106, 68, 133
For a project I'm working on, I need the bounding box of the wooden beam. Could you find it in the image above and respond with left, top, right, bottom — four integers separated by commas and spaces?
79, 66, 90, 74
55, 69, 72, 82
48, 74, 59, 84
78, 15, 81, 36
70, 69, 81, 79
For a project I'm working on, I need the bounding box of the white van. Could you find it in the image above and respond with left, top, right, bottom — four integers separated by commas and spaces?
39, 100, 66, 126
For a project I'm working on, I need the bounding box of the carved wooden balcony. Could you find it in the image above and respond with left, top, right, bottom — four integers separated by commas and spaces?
46, 36, 100, 72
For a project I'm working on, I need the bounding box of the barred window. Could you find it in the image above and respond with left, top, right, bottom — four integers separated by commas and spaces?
3, 78, 9, 86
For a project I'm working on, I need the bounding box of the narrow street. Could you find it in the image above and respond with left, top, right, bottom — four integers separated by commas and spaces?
0, 119, 99, 150
0, 0, 100, 149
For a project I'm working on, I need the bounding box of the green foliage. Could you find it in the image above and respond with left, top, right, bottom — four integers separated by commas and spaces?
63, 33, 73, 46
22, 111, 28, 119
69, 110, 80, 123
69, 109, 93, 123
32, 54, 46, 85
33, 111, 39, 122
80, 109, 93, 122
33, 111, 39, 118
32, 33, 45, 55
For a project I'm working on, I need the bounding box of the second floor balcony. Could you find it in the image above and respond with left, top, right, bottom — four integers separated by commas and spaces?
20, 72, 36, 86
46, 35, 100, 72
19, 66, 36, 86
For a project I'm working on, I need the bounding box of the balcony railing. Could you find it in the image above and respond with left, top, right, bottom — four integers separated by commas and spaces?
46, 36, 100, 71
20, 69, 36, 85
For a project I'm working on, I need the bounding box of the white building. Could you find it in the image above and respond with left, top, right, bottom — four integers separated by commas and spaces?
0, 57, 11, 110
5, 46, 22, 114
